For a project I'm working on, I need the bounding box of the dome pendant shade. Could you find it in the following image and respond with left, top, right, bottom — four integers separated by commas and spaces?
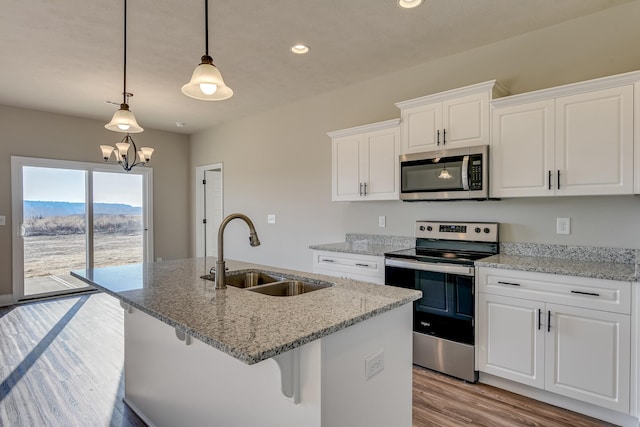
105, 103, 144, 133
182, 55, 233, 101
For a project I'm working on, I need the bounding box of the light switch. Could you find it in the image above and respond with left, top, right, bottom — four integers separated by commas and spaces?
378, 216, 386, 228
0, 215, 5, 226
267, 214, 276, 224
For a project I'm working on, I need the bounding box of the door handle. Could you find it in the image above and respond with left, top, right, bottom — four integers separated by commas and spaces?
443, 128, 446, 145
538, 309, 542, 330
363, 182, 367, 196
437, 129, 440, 145
557, 170, 560, 190
19, 223, 26, 237
359, 183, 363, 196
548, 170, 552, 190
547, 310, 551, 332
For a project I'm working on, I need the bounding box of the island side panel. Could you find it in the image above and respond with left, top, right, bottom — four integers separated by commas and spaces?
321, 302, 413, 427
122, 308, 322, 427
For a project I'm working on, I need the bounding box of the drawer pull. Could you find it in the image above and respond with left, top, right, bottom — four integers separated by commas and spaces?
321, 259, 335, 263
498, 281, 520, 287
570, 290, 600, 297
355, 263, 370, 267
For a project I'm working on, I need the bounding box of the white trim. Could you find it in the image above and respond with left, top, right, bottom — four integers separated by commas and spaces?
395, 80, 500, 109
491, 69, 640, 108
326, 119, 400, 138
10, 156, 154, 301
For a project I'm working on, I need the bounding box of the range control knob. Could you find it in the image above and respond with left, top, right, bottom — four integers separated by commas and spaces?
419, 225, 425, 231
484, 227, 491, 234
426, 226, 433, 232
474, 227, 481, 233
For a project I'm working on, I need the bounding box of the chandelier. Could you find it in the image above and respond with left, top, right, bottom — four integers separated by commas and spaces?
101, 0, 154, 170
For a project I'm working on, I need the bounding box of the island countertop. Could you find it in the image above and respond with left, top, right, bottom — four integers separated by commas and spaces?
71, 257, 421, 365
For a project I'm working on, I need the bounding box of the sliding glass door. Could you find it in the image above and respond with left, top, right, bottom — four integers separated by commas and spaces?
11, 157, 153, 301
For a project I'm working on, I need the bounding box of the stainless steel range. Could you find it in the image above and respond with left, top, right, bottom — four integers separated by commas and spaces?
384, 221, 499, 382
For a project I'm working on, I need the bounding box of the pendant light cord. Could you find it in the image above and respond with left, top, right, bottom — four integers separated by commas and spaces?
123, 0, 128, 105
204, 0, 209, 56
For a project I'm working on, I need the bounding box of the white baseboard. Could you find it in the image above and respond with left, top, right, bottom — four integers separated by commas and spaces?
479, 373, 640, 427
0, 294, 14, 307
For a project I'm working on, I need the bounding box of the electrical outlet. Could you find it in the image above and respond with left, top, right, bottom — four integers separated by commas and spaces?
556, 217, 570, 235
0, 215, 5, 226
365, 349, 384, 380
267, 214, 276, 224
378, 215, 386, 228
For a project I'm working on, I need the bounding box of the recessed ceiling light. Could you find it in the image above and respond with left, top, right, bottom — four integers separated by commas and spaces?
291, 44, 310, 55
398, 0, 423, 9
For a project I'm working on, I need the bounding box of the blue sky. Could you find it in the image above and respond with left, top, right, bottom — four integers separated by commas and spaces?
23, 167, 143, 207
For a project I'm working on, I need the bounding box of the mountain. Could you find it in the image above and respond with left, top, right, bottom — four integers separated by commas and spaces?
24, 201, 141, 218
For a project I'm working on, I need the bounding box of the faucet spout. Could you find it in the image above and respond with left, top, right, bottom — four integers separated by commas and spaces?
215, 213, 261, 290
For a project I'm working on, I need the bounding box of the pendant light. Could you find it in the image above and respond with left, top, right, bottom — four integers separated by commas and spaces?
101, 0, 154, 171
105, 0, 143, 133
182, 0, 233, 101
438, 164, 452, 180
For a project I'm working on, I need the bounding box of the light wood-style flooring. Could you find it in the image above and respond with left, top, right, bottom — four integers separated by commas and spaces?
0, 293, 618, 426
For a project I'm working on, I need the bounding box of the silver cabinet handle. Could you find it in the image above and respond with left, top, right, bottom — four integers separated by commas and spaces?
359, 183, 363, 196
355, 263, 370, 267
363, 183, 367, 196
321, 258, 335, 263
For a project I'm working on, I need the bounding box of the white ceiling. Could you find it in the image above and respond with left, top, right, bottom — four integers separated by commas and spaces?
0, 0, 633, 135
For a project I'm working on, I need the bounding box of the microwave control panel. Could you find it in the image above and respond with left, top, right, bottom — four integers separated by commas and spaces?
469, 155, 483, 190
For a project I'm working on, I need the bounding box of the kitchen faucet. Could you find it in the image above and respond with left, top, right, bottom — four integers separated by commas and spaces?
214, 213, 261, 289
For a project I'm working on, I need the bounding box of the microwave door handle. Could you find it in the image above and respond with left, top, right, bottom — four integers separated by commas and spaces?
461, 155, 469, 190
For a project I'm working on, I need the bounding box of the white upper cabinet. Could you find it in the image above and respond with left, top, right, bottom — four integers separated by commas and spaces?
329, 119, 400, 201
491, 71, 639, 198
396, 80, 507, 154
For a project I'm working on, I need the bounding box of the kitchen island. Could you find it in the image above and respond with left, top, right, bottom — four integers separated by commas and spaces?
72, 257, 421, 427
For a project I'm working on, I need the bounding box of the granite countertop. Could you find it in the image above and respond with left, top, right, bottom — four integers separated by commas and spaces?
71, 258, 421, 365
476, 253, 638, 282
308, 241, 409, 257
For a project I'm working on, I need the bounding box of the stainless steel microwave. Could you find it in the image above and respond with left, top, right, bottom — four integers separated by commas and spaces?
399, 145, 489, 201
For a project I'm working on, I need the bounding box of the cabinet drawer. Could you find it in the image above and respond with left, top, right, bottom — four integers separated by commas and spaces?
478, 268, 631, 314
312, 251, 384, 284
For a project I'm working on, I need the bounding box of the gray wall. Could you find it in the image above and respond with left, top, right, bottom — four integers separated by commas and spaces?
191, 1, 640, 273
0, 105, 191, 297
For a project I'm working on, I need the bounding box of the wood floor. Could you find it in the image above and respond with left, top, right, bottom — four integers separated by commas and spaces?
0, 293, 619, 427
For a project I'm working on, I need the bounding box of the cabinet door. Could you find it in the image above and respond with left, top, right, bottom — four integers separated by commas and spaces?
477, 294, 545, 389
555, 85, 633, 196
400, 102, 441, 154
442, 92, 489, 149
332, 135, 363, 201
490, 100, 555, 198
363, 127, 400, 200
545, 303, 630, 413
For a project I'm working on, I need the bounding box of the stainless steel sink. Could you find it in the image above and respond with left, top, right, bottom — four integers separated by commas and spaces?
201, 270, 285, 289
247, 280, 333, 297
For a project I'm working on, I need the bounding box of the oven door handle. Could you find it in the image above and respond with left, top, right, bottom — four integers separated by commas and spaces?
385, 258, 474, 276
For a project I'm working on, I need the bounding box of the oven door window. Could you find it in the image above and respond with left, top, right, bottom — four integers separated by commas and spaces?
401, 155, 466, 193
416, 271, 473, 322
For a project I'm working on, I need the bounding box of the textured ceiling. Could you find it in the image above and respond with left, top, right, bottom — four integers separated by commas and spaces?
0, 0, 633, 134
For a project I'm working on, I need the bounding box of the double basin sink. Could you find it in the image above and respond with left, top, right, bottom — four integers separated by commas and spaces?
201, 270, 334, 297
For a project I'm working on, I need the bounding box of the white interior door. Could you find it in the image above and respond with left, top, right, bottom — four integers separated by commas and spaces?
195, 163, 223, 258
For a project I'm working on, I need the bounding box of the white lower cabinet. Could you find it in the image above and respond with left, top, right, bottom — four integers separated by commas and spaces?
312, 251, 384, 285
477, 267, 631, 414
